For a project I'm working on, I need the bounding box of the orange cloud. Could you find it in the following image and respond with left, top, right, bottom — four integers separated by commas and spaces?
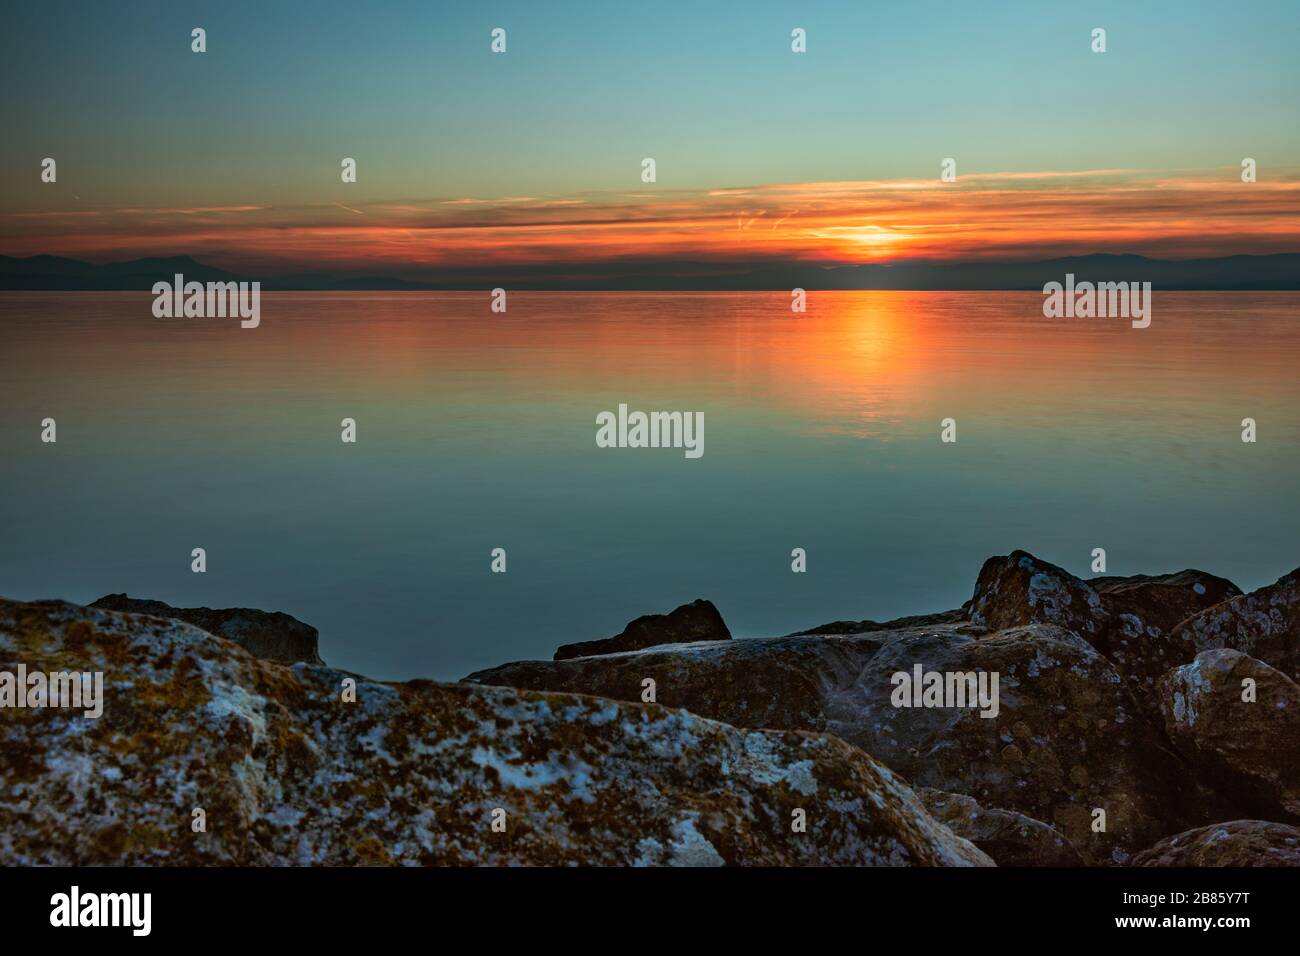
2, 168, 1297, 274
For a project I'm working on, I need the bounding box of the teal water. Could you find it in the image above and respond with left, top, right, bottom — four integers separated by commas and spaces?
2, 291, 1297, 680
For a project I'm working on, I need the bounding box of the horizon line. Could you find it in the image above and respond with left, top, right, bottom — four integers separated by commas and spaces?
4, 250, 1300, 293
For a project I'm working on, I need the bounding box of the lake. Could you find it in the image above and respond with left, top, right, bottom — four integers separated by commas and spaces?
2, 290, 1297, 680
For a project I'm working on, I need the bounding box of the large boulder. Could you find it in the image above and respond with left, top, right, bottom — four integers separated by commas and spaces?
90, 593, 323, 665
1092, 570, 1241, 635
1132, 820, 1300, 867
1092, 570, 1241, 687
1169, 569, 1300, 681
469, 621, 1196, 864
969, 551, 1240, 691
1157, 649, 1300, 820
0, 597, 989, 867
555, 599, 731, 661
916, 788, 1085, 866
969, 552, 1108, 641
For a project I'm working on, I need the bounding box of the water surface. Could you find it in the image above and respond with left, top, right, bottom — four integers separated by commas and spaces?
2, 291, 1297, 679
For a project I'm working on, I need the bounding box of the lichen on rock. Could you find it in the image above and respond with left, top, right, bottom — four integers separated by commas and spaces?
0, 597, 989, 867
1157, 649, 1300, 821
1132, 820, 1300, 867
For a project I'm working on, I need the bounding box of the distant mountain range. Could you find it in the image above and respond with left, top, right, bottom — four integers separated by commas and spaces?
2, 253, 1299, 291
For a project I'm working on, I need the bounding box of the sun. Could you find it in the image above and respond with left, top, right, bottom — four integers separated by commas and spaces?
811, 223, 915, 260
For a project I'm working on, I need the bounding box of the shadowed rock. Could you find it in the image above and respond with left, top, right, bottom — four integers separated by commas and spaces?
554, 599, 730, 661
469, 620, 1196, 864
0, 596, 990, 867
1092, 570, 1242, 688
970, 552, 1108, 640
1132, 820, 1300, 866
90, 593, 323, 665
1169, 568, 1300, 681
1092, 570, 1241, 634
917, 788, 1085, 866
970, 551, 1241, 692
1157, 649, 1300, 821
791, 608, 968, 637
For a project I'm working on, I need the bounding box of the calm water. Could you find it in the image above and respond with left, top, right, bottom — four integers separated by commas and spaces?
2, 291, 1297, 680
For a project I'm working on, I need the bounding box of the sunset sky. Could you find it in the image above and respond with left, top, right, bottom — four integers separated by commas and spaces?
2, 0, 1298, 277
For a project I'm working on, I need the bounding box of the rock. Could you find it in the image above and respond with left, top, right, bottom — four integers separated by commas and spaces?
1170, 569, 1300, 681
90, 593, 323, 665
969, 552, 1108, 641
1132, 820, 1300, 866
469, 621, 1195, 864
0, 596, 990, 867
1092, 570, 1242, 688
1157, 649, 1300, 820
792, 608, 969, 637
554, 599, 730, 661
1092, 570, 1241, 635
970, 551, 1241, 691
916, 788, 1085, 866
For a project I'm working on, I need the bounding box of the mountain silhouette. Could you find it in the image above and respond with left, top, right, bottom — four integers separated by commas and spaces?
0, 255, 242, 290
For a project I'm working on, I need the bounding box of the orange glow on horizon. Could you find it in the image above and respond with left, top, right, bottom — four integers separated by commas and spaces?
2, 168, 1298, 275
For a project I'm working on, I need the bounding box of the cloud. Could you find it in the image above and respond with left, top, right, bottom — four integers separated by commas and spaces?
2, 168, 1297, 274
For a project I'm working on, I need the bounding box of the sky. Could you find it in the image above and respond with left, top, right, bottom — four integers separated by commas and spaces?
1, 0, 1298, 277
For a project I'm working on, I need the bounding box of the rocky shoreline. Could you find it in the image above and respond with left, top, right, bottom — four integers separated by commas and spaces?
2, 550, 1298, 866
